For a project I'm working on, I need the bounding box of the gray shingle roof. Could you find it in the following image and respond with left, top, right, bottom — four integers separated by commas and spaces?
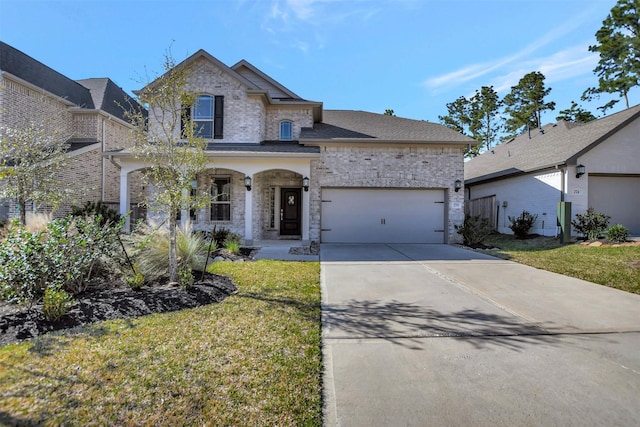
76, 78, 144, 122
205, 142, 319, 154
1, 41, 95, 109
300, 110, 474, 143
465, 104, 640, 184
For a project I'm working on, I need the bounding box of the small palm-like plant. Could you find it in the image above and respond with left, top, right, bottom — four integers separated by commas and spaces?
135, 221, 211, 282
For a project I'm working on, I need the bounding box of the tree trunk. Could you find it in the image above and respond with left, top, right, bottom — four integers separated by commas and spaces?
19, 196, 26, 226
168, 210, 178, 283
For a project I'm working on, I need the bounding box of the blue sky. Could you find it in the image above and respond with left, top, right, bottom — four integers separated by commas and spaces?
1, 0, 632, 125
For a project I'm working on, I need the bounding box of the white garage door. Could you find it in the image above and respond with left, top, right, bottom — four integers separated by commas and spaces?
321, 188, 445, 243
589, 176, 640, 235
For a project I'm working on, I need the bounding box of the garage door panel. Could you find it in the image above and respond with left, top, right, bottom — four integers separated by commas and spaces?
589, 176, 640, 235
321, 188, 445, 243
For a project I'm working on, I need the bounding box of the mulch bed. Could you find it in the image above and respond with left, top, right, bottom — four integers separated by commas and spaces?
0, 272, 237, 348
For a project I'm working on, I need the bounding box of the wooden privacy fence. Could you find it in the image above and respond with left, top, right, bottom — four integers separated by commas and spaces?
465, 195, 497, 229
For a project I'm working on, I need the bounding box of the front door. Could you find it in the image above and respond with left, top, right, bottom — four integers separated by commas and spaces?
280, 188, 301, 236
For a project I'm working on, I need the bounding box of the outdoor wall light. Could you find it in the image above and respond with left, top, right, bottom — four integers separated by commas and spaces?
454, 179, 462, 192
302, 176, 310, 192
244, 176, 252, 191
576, 164, 586, 179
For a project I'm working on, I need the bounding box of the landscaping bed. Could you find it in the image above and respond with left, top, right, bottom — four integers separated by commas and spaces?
0, 272, 236, 347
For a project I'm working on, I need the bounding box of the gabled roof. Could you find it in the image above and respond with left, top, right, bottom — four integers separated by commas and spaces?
76, 78, 144, 122
137, 49, 257, 94
465, 104, 640, 184
300, 110, 475, 144
231, 59, 301, 100
0, 41, 95, 108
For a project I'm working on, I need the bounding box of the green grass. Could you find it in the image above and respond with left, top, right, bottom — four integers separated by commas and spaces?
0, 261, 322, 426
482, 234, 640, 295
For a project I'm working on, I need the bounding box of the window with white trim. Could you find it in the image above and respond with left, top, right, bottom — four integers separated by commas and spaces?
182, 95, 224, 139
193, 95, 213, 138
280, 120, 293, 140
210, 177, 231, 221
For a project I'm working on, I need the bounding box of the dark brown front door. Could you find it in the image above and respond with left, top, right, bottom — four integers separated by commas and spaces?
280, 188, 301, 236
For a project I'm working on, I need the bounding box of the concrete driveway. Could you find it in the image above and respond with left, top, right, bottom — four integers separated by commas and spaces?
321, 244, 640, 426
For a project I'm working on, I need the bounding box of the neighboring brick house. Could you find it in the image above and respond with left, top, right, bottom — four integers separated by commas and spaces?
112, 49, 472, 244
0, 42, 145, 221
465, 105, 640, 236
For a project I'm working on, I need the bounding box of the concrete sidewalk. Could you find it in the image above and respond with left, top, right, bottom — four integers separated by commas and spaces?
252, 240, 319, 261
321, 244, 640, 426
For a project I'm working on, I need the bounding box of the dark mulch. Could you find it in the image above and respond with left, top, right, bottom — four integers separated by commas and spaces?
0, 272, 237, 348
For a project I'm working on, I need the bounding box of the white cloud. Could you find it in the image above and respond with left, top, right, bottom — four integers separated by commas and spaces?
423, 5, 603, 93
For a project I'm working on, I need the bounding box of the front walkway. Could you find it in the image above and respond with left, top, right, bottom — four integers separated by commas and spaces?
252, 240, 319, 261
321, 244, 640, 426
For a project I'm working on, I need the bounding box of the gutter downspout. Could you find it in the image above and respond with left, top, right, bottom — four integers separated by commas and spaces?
101, 119, 106, 201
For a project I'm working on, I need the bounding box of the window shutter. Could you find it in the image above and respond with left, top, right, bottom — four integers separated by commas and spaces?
214, 96, 224, 139
181, 105, 191, 138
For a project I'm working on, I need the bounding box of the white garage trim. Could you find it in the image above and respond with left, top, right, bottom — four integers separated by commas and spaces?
320, 188, 446, 243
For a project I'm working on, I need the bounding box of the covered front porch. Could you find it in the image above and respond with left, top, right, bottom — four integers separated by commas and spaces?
117, 151, 317, 245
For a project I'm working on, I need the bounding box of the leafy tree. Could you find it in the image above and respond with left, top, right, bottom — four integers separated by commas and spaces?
503, 71, 555, 136
0, 117, 71, 225
384, 109, 395, 116
583, 0, 640, 111
126, 51, 208, 283
439, 86, 502, 157
556, 101, 597, 123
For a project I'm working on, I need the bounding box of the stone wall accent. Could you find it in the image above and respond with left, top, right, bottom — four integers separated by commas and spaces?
310, 145, 465, 243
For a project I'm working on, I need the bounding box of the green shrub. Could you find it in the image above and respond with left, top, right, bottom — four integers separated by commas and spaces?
71, 201, 121, 226
224, 239, 241, 254
0, 226, 48, 305
42, 286, 72, 321
606, 224, 629, 243
572, 208, 610, 240
455, 215, 493, 246
178, 267, 194, 289
44, 216, 124, 294
211, 228, 242, 247
508, 211, 538, 238
125, 265, 145, 290
0, 215, 124, 304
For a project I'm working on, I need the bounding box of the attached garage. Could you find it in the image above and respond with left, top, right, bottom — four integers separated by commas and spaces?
320, 188, 446, 243
589, 175, 640, 235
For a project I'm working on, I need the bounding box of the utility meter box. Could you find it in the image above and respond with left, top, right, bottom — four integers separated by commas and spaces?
557, 202, 572, 243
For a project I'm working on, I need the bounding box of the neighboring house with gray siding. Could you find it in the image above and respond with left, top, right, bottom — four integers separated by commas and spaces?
111, 49, 472, 244
0, 41, 145, 221
465, 105, 640, 236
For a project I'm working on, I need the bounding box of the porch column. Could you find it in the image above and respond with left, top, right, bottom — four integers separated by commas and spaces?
244, 174, 253, 245
302, 185, 310, 241
120, 168, 130, 232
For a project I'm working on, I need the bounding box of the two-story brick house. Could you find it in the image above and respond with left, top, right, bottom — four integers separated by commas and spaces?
111, 49, 472, 245
0, 41, 145, 221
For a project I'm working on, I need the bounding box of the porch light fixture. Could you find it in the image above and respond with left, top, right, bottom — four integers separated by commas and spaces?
302, 176, 310, 192
244, 176, 252, 191
576, 164, 586, 179
454, 179, 462, 192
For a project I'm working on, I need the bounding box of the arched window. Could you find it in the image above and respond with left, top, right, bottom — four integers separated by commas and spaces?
280, 120, 293, 140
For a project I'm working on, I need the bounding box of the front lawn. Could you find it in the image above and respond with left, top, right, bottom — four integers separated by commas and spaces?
481, 234, 640, 295
0, 260, 322, 426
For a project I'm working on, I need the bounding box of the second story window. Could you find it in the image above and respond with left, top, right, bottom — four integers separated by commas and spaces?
194, 95, 213, 139
280, 120, 293, 141
182, 95, 224, 139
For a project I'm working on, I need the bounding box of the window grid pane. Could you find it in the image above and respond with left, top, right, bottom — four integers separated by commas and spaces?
280, 121, 293, 140
211, 177, 231, 221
